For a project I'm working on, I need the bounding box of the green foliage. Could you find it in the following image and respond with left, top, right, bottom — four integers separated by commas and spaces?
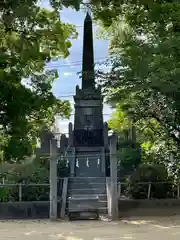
8, 161, 49, 184
127, 164, 173, 199
91, 0, 180, 193
108, 104, 180, 182
0, 188, 9, 202
91, 0, 180, 174
0, 0, 80, 161
0, 155, 68, 201
57, 158, 69, 177
109, 106, 141, 179
130, 164, 168, 183
118, 145, 141, 176
108, 105, 132, 131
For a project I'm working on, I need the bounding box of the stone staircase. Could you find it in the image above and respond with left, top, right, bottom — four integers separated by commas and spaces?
66, 177, 108, 214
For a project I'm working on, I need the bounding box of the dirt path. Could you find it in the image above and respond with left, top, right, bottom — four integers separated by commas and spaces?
1, 216, 180, 240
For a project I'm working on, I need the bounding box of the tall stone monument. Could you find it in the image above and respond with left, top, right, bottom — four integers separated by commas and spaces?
67, 12, 108, 177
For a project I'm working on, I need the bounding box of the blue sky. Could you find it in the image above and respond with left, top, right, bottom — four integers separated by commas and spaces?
39, 1, 112, 133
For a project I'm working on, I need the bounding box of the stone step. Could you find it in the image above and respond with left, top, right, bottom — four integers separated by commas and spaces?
66, 199, 107, 207
98, 201, 108, 208
98, 207, 108, 214
65, 197, 107, 209
68, 188, 106, 195
67, 194, 107, 201
66, 207, 108, 214
68, 182, 106, 189
68, 177, 106, 184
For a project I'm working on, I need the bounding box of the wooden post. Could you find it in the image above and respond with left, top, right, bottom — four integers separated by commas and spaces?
50, 139, 58, 221
109, 134, 118, 220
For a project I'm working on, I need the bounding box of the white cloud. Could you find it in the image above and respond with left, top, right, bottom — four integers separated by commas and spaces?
64, 72, 73, 76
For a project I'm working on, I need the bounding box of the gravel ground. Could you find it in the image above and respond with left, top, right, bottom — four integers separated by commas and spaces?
1, 216, 180, 240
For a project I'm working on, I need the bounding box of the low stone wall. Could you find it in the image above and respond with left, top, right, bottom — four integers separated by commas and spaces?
119, 199, 180, 217
1, 199, 180, 219
0, 201, 61, 219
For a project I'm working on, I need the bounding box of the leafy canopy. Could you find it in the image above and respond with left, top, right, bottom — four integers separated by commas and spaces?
0, 0, 81, 161
91, 0, 180, 160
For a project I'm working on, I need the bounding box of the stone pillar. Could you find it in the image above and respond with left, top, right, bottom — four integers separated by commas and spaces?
100, 147, 105, 176
68, 122, 73, 146
70, 147, 75, 176
49, 139, 58, 221
59, 134, 66, 155
67, 122, 75, 176
60, 177, 68, 218
103, 122, 108, 148
40, 130, 53, 155
109, 134, 118, 220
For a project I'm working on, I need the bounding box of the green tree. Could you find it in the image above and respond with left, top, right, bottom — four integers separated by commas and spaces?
127, 163, 173, 199
89, 0, 180, 169
109, 106, 141, 179
0, 0, 79, 161
109, 104, 180, 179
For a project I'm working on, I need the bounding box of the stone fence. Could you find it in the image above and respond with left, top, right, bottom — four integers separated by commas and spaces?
119, 199, 180, 217
0, 182, 63, 219
0, 199, 180, 219
0, 181, 180, 219
0, 201, 62, 219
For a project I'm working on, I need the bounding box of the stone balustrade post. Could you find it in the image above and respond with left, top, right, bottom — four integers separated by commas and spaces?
49, 138, 58, 221
109, 134, 118, 220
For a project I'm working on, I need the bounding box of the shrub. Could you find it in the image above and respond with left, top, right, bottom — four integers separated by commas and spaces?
0, 187, 9, 202
2, 156, 68, 201
126, 164, 173, 199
